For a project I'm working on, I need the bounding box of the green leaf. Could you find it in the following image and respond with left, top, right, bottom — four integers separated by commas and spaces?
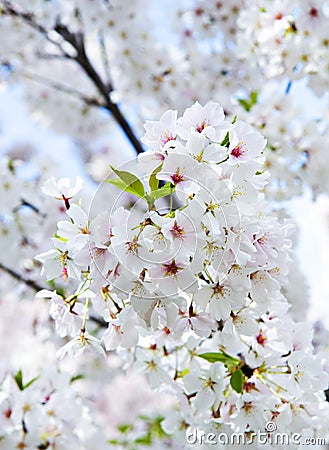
198, 352, 240, 371
149, 163, 163, 191
230, 369, 244, 393
176, 368, 189, 378
108, 166, 145, 198
135, 432, 152, 445
153, 182, 173, 200
118, 424, 133, 434
70, 374, 85, 383
8, 159, 15, 174
14, 370, 39, 391
238, 90, 258, 112
220, 131, 230, 148
250, 90, 258, 105
14, 370, 24, 391
106, 177, 144, 198
23, 376, 39, 390
53, 232, 68, 242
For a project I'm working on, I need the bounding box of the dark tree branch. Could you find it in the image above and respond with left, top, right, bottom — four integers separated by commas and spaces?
54, 23, 144, 154
1, 1, 145, 155
24, 71, 104, 108
98, 30, 112, 88
0, 264, 108, 329
89, 315, 107, 328
1, 0, 71, 56
0, 263, 46, 292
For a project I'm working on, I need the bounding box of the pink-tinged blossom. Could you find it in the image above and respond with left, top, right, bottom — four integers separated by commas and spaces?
141, 109, 177, 150
156, 153, 200, 198
32, 100, 329, 441
228, 120, 266, 165
177, 101, 227, 140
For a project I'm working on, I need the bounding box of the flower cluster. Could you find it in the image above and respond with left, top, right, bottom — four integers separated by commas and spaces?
0, 368, 109, 450
2, 0, 329, 198
36, 102, 329, 442
236, 0, 329, 95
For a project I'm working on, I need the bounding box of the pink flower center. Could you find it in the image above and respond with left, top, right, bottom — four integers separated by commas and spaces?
125, 238, 140, 254
212, 283, 225, 297
195, 120, 208, 133
160, 131, 176, 147
163, 260, 183, 277
171, 169, 184, 185
257, 235, 267, 245
256, 332, 267, 346
309, 7, 318, 17
170, 221, 185, 239
61, 267, 68, 281
231, 143, 245, 158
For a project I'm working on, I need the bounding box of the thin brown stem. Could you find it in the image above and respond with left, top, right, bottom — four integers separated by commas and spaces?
54, 24, 144, 154
1, 1, 145, 155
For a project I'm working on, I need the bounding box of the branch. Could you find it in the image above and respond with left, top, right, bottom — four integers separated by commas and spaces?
0, 263, 46, 292
98, 30, 113, 89
24, 71, 104, 108
1, 1, 145, 155
54, 23, 144, 154
89, 315, 107, 328
1, 0, 71, 56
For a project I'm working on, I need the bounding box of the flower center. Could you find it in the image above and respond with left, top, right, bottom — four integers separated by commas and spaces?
170, 220, 185, 239
163, 259, 183, 277
125, 237, 140, 254
195, 120, 208, 133
212, 283, 225, 297
256, 331, 267, 346
309, 7, 318, 17
160, 131, 176, 147
231, 143, 245, 158
171, 169, 184, 185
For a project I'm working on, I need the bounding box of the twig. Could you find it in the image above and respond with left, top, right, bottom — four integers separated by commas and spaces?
1, 0, 145, 155
89, 315, 108, 328
1, 0, 71, 57
0, 263, 46, 292
54, 23, 144, 154
98, 30, 113, 89
24, 71, 104, 108
20, 198, 47, 217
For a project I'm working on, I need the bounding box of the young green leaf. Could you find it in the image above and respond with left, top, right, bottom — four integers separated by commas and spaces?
230, 369, 244, 393
70, 373, 85, 383
108, 165, 145, 198
134, 432, 152, 445
106, 178, 144, 198
107, 177, 145, 198
14, 370, 24, 391
238, 90, 258, 112
153, 182, 173, 200
198, 352, 240, 371
23, 376, 39, 390
149, 163, 163, 191
14, 370, 39, 391
118, 424, 133, 434
220, 131, 230, 148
